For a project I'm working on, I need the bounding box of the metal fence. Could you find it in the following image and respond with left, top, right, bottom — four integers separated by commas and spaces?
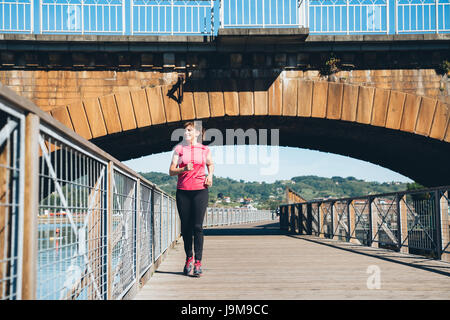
0, 99, 25, 300
1, 0, 450, 34
220, 0, 305, 28
280, 186, 450, 262
133, 0, 214, 34
308, 0, 389, 34
203, 207, 275, 227
0, 84, 182, 300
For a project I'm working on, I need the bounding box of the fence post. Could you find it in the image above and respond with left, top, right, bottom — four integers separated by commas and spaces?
435, 0, 439, 34
298, 204, 303, 234
347, 200, 359, 244
346, 0, 349, 34
397, 194, 409, 254
332, 202, 339, 240
21, 113, 39, 300
106, 161, 114, 300
439, 191, 449, 262
394, 0, 398, 34
306, 203, 312, 235
220, 0, 224, 28
368, 197, 379, 247
434, 190, 443, 259
318, 203, 324, 237
135, 180, 141, 289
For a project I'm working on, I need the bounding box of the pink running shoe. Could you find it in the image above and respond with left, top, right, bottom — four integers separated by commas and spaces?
183, 256, 194, 275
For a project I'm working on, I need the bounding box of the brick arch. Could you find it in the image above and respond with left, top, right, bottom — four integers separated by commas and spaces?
49, 80, 450, 144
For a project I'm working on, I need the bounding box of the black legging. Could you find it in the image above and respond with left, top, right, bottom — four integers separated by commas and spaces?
176, 188, 209, 261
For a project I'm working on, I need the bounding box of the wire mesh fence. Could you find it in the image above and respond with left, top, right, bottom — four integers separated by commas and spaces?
203, 207, 275, 227
110, 168, 136, 300
0, 102, 24, 300
138, 183, 153, 277
37, 127, 108, 300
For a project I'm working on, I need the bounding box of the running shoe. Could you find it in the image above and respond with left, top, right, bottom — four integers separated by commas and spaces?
183, 256, 194, 275
193, 260, 203, 277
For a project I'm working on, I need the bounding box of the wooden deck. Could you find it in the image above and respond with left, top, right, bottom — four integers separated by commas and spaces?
134, 221, 450, 300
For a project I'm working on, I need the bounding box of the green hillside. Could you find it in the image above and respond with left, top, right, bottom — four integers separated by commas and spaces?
139, 171, 409, 210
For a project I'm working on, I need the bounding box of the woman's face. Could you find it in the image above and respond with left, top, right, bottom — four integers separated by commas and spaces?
184, 125, 198, 142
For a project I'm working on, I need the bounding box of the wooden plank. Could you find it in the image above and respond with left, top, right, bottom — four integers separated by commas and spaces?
282, 78, 298, 116
238, 80, 254, 116
254, 79, 268, 116
208, 80, 225, 118
114, 92, 137, 131
193, 82, 211, 119
341, 84, 359, 122
268, 76, 282, 116
223, 79, 239, 116
356, 86, 375, 125
297, 80, 313, 117
370, 88, 391, 127
83, 97, 108, 138
415, 97, 437, 136
429, 102, 449, 140
326, 82, 344, 120
444, 117, 450, 143
66, 101, 92, 140
50, 106, 74, 131
146, 86, 167, 125
400, 94, 421, 133
311, 81, 328, 118
98, 94, 122, 134
385, 91, 406, 130
179, 91, 196, 120
134, 221, 450, 300
162, 85, 181, 123
130, 89, 152, 128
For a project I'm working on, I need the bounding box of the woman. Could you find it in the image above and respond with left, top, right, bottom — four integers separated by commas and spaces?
169, 121, 214, 277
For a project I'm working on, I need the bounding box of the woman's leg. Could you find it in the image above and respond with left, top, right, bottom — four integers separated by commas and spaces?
176, 189, 194, 259
191, 188, 209, 261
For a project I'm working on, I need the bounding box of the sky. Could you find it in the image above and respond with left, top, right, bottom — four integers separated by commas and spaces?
123, 145, 413, 184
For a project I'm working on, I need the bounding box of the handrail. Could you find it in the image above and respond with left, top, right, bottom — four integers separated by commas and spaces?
279, 185, 450, 262
0, 0, 449, 35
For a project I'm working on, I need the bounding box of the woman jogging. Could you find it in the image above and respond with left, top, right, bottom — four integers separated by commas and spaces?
169, 121, 214, 277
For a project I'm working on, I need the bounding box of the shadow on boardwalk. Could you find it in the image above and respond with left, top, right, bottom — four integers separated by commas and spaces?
205, 221, 450, 277
203, 221, 286, 236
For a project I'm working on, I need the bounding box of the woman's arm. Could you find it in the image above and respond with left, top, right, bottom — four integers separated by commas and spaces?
204, 149, 214, 186
169, 150, 192, 176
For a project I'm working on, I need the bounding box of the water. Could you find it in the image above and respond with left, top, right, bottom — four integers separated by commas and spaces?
37, 222, 91, 300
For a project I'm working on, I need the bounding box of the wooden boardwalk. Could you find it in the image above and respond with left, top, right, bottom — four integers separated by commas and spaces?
134, 221, 450, 300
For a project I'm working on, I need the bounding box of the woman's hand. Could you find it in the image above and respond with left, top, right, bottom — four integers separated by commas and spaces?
204, 175, 213, 187
184, 162, 194, 171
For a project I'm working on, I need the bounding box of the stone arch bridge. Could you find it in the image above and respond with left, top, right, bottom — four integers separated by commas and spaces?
48, 78, 450, 187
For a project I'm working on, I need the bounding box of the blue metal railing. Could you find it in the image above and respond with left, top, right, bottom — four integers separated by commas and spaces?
0, 0, 449, 35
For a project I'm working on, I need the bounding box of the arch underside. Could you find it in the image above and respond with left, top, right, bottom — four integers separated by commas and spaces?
91, 116, 450, 187
48, 80, 450, 187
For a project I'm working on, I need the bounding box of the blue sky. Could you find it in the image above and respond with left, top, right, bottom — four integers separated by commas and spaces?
124, 146, 413, 183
